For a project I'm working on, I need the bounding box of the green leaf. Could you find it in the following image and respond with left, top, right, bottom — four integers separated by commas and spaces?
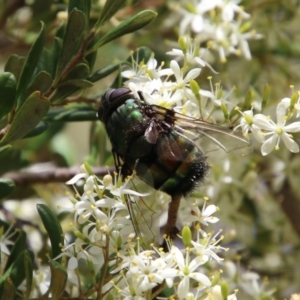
24, 251, 33, 300
68, 0, 90, 13
4, 231, 27, 272
23, 71, 52, 100
0, 91, 50, 146
68, 0, 91, 31
4, 54, 26, 83
56, 22, 66, 39
63, 63, 90, 81
55, 9, 86, 80
0, 178, 15, 200
0, 145, 11, 154
85, 49, 97, 70
23, 121, 48, 139
49, 85, 78, 104
16, 22, 46, 106
49, 261, 68, 299
45, 107, 97, 122
49, 38, 63, 78
0, 250, 34, 297
94, 0, 126, 28
87, 10, 157, 54
37, 204, 64, 261
59, 79, 93, 88
35, 38, 62, 81
88, 62, 121, 82
56, 62, 92, 88
0, 72, 16, 120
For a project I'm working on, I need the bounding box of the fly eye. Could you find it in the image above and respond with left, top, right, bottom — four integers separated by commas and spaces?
108, 88, 131, 102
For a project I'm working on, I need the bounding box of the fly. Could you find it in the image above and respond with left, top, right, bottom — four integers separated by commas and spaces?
98, 87, 250, 238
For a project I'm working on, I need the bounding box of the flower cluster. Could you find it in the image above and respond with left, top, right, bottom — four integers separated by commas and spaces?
236, 96, 300, 155
122, 43, 235, 124
167, 0, 262, 61
122, 39, 300, 156
52, 164, 242, 299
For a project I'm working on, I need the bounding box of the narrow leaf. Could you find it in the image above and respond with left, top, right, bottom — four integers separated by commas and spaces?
4, 231, 27, 272
0, 92, 49, 146
37, 204, 64, 261
59, 79, 93, 88
63, 63, 90, 80
0, 250, 34, 296
4, 54, 26, 83
49, 85, 79, 104
23, 121, 48, 139
45, 107, 97, 122
55, 9, 86, 79
24, 251, 33, 300
87, 10, 157, 54
0, 145, 11, 154
95, 0, 126, 28
23, 71, 52, 101
68, 0, 91, 31
16, 22, 46, 106
0, 72, 16, 120
49, 261, 68, 299
88, 62, 121, 82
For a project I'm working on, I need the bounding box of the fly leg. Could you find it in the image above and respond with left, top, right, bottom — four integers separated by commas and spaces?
164, 194, 181, 238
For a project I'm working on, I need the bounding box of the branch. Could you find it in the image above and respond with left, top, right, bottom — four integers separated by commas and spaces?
4, 166, 115, 187
276, 179, 300, 239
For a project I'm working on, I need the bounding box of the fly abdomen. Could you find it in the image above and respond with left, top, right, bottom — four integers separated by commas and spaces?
136, 131, 209, 197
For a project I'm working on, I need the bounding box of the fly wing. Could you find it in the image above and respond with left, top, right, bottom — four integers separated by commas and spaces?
151, 105, 252, 155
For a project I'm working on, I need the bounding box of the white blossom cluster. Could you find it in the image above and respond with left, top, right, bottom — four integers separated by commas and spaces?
122, 40, 300, 156
167, 0, 262, 61
54, 164, 237, 299
122, 41, 233, 123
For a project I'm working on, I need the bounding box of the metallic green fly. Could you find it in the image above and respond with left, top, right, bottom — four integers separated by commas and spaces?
98, 87, 250, 238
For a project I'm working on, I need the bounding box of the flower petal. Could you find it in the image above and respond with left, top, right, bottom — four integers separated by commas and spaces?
177, 276, 190, 299
253, 114, 275, 131
66, 173, 87, 185
281, 132, 300, 153
261, 135, 277, 156
276, 100, 290, 123
189, 272, 211, 286
284, 122, 300, 133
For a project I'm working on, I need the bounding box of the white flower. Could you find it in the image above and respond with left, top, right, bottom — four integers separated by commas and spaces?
161, 246, 211, 299
122, 56, 170, 82
229, 23, 263, 60
170, 60, 201, 90
281, 95, 300, 118
219, 0, 250, 22
55, 238, 104, 272
191, 230, 225, 263
183, 201, 219, 225
253, 101, 300, 155
126, 255, 165, 293
235, 109, 265, 142
167, 36, 216, 72
174, 0, 221, 35
168, 0, 260, 61
74, 176, 116, 224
